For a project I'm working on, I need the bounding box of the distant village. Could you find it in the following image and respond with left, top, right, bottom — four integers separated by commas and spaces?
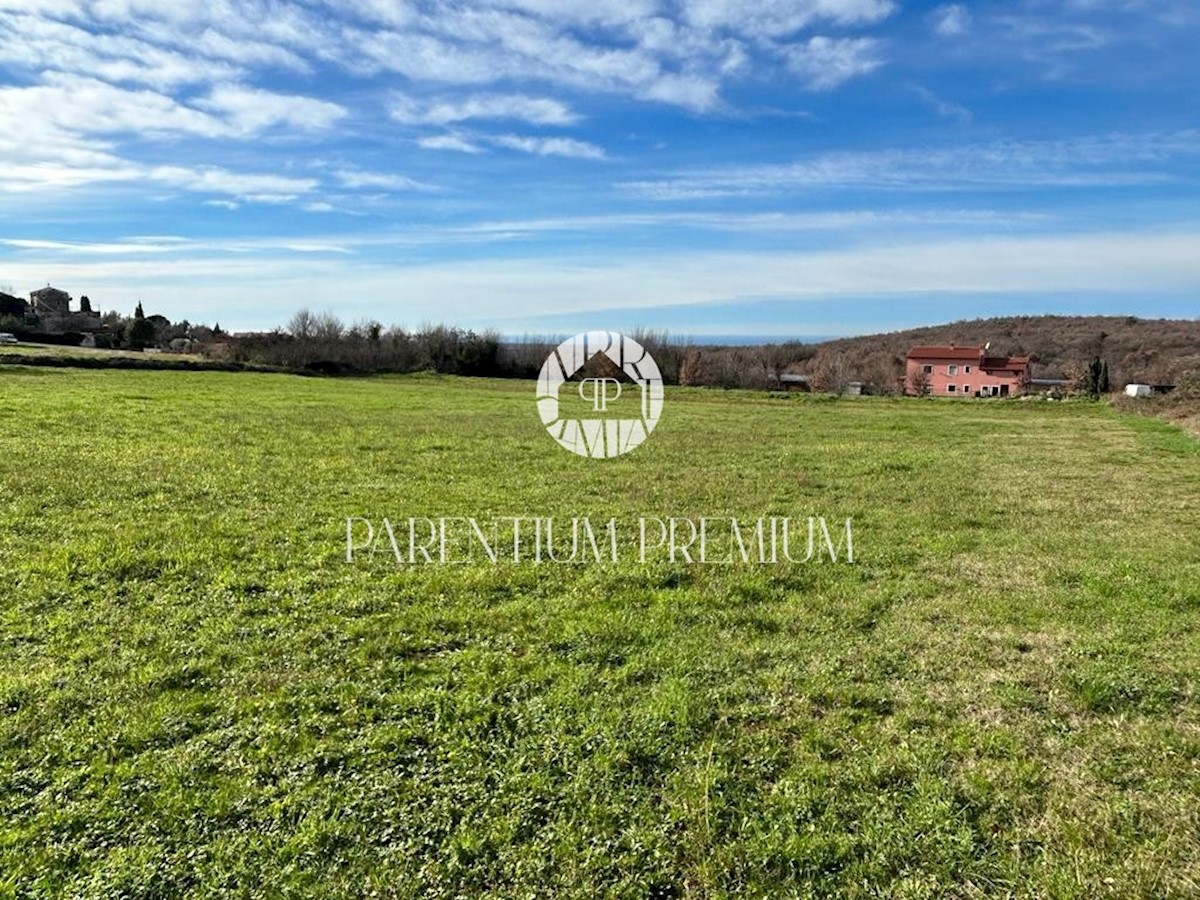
0, 284, 222, 352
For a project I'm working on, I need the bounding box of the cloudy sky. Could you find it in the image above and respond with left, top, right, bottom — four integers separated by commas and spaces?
1, 0, 1197, 336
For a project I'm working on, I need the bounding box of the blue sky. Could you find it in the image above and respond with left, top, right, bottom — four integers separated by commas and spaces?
0, 0, 1197, 337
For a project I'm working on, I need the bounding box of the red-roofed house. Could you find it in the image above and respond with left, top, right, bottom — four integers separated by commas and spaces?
905, 345, 1032, 397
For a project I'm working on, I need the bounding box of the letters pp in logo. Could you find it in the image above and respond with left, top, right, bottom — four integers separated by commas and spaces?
536, 331, 664, 458
578, 377, 622, 412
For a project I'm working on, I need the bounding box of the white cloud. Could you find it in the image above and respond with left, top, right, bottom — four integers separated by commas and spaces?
0, 157, 315, 201
184, 28, 312, 72
0, 74, 344, 159
335, 5, 783, 112
0, 79, 348, 206
912, 85, 971, 123
417, 134, 486, 154
390, 91, 580, 126
347, 0, 894, 108
346, 25, 518, 83
994, 14, 1108, 53
491, 134, 607, 159
346, 15, 697, 108
932, 4, 970, 37
0, 11, 238, 87
0, 73, 229, 141
147, 165, 318, 201
0, 73, 350, 199
637, 72, 722, 109
434, 208, 1047, 237
0, 0, 898, 171
333, 169, 431, 190
195, 85, 346, 134
0, 209, 1048, 264
0, 236, 189, 254
785, 36, 882, 90
481, 0, 659, 29
0, 162, 140, 192
83, 0, 331, 58
317, 0, 420, 28
621, 131, 1200, 198
682, 0, 895, 37
0, 1, 85, 13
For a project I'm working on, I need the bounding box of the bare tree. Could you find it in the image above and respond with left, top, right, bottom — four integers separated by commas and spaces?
311, 312, 344, 342
811, 355, 852, 395
288, 309, 316, 340
908, 367, 930, 396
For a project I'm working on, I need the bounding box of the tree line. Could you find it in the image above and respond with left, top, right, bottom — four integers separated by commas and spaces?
219, 311, 829, 387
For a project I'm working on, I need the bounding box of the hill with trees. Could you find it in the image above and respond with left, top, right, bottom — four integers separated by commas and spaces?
799, 315, 1200, 393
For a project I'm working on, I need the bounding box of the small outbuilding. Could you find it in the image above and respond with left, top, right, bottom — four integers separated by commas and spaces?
768, 373, 811, 391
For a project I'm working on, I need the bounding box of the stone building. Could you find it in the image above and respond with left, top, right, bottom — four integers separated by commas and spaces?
27, 285, 101, 333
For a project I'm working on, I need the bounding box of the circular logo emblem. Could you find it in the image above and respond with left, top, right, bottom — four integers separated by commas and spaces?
536, 331, 664, 458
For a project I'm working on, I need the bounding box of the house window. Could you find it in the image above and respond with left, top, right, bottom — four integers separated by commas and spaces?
965, 366, 972, 373
948, 364, 958, 375
964, 385, 971, 395
922, 364, 932, 375
947, 384, 957, 393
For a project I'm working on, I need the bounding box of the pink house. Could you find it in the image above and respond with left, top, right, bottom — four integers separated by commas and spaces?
905, 345, 1031, 397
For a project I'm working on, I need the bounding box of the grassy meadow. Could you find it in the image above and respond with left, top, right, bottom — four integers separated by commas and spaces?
0, 342, 207, 363
1, 366, 1198, 897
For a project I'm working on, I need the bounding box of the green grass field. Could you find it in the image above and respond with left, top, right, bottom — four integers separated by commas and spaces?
1, 367, 1198, 898
0, 342, 206, 363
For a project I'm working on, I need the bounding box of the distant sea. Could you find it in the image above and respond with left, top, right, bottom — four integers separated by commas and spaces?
678, 334, 842, 346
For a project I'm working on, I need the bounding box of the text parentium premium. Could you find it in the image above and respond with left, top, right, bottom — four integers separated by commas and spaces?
345, 516, 854, 566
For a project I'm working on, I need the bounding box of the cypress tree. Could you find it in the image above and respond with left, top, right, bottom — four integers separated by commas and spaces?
1087, 357, 1102, 397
